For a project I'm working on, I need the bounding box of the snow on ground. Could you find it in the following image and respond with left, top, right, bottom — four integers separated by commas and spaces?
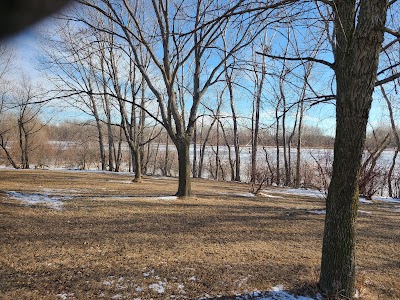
235, 193, 257, 198
307, 209, 371, 216
307, 210, 326, 215
258, 192, 283, 199
262, 188, 326, 199
5, 191, 178, 209
263, 188, 400, 210
359, 198, 373, 204
153, 196, 178, 201
199, 285, 322, 300
98, 272, 322, 300
6, 191, 72, 210
148, 282, 166, 294
220, 192, 256, 198
56, 293, 75, 299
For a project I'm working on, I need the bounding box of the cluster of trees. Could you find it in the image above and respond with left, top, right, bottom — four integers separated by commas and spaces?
0, 0, 399, 298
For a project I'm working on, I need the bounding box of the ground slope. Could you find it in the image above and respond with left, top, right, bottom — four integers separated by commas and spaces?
0, 170, 398, 299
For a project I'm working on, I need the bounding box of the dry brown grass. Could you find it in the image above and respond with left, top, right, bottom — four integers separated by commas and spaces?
0, 169, 399, 299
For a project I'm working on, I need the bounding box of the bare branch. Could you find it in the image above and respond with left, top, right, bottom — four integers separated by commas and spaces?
375, 73, 400, 86
385, 27, 400, 38
256, 52, 335, 69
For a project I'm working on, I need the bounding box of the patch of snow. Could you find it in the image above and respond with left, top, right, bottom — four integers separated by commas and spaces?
177, 283, 185, 290
7, 191, 72, 210
111, 294, 123, 300
154, 196, 178, 201
358, 210, 371, 215
259, 192, 283, 199
236, 193, 256, 198
149, 282, 165, 294
272, 285, 284, 291
56, 293, 75, 299
359, 198, 373, 204
135, 286, 143, 292
307, 210, 326, 215
263, 188, 326, 199
103, 280, 113, 286
143, 269, 154, 277
199, 286, 322, 300
189, 276, 196, 281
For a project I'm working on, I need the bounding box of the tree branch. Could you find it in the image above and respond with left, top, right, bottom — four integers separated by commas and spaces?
256, 52, 335, 69
375, 73, 400, 86
385, 27, 400, 38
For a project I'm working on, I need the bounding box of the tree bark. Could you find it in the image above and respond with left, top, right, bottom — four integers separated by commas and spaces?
319, 1, 388, 297
175, 136, 191, 196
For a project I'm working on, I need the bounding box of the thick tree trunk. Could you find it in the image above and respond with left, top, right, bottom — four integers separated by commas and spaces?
319, 1, 387, 297
175, 136, 191, 197
133, 146, 142, 182
319, 111, 366, 296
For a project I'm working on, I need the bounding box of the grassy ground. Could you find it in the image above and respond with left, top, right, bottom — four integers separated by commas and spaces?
0, 169, 399, 299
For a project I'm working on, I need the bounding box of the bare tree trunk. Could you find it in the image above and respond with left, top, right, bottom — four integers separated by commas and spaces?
251, 53, 265, 184
192, 121, 197, 177
114, 125, 123, 172
198, 103, 221, 178
320, 1, 387, 297
295, 98, 304, 188
175, 136, 191, 196
105, 97, 115, 171
18, 119, 25, 168
275, 110, 280, 186
280, 77, 290, 186
90, 94, 106, 171
215, 115, 220, 180
164, 135, 169, 177
23, 125, 29, 168
229, 84, 241, 182
0, 137, 18, 168
220, 121, 235, 181
382, 86, 400, 198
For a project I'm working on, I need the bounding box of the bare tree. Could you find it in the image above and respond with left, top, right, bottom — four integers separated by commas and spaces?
43, 24, 108, 170
74, 0, 275, 196
250, 41, 267, 184
261, 1, 398, 297
1, 76, 47, 169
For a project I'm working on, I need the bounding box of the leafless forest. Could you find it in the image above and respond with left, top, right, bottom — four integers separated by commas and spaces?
0, 0, 399, 298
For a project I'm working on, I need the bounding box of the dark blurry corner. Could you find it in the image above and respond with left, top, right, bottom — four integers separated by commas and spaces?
0, 0, 71, 39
